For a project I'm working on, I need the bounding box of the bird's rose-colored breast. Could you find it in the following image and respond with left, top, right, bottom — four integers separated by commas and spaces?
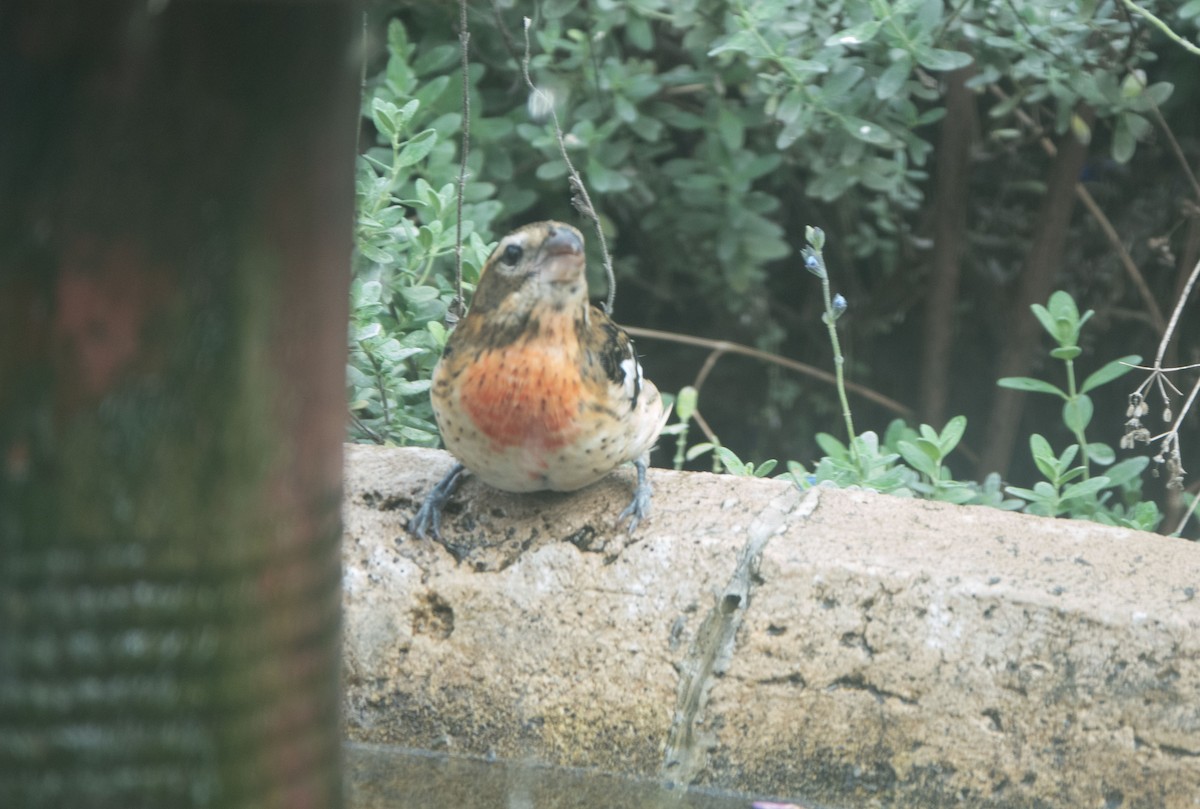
459, 344, 582, 451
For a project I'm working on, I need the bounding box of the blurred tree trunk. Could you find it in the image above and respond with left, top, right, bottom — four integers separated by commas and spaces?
0, 2, 358, 807
920, 66, 977, 428
979, 112, 1093, 477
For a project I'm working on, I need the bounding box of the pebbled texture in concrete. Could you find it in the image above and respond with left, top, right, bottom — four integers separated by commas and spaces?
342, 444, 1200, 809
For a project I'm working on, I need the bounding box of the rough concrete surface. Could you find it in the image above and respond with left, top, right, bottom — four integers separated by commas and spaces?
342, 444, 1200, 808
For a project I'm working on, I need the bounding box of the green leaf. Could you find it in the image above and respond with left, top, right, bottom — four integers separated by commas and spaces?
1104, 456, 1148, 487
1112, 114, 1137, 163
842, 117, 895, 146
393, 379, 432, 397
1030, 302, 1058, 339
1086, 442, 1116, 465
1125, 501, 1162, 532
715, 446, 750, 475
377, 340, 424, 363
1029, 434, 1058, 479
997, 377, 1067, 398
774, 88, 807, 125
897, 440, 939, 479
876, 56, 912, 99
707, 29, 758, 58
387, 18, 410, 55
1061, 476, 1111, 502
825, 20, 882, 47
1071, 113, 1092, 146
815, 432, 850, 460
626, 14, 654, 50
717, 107, 745, 151
1080, 355, 1141, 393
396, 129, 437, 168
936, 415, 967, 454
412, 44, 458, 77
936, 484, 979, 505
822, 65, 865, 99
427, 321, 447, 347
1005, 485, 1046, 503
916, 48, 973, 71
536, 159, 568, 181
401, 285, 440, 304
1141, 82, 1174, 107
357, 280, 383, 305
372, 98, 400, 139
587, 161, 631, 193
1062, 394, 1094, 433
674, 386, 699, 423
777, 57, 829, 75
1050, 346, 1082, 361
357, 242, 395, 265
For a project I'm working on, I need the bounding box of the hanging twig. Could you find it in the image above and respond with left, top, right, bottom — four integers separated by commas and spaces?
520, 17, 618, 314
1152, 256, 1200, 368
449, 0, 471, 325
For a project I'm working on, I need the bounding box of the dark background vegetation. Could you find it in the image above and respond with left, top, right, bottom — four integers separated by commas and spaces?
349, 0, 1200, 529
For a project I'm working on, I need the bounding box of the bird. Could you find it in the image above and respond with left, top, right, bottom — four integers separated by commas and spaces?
408, 220, 667, 540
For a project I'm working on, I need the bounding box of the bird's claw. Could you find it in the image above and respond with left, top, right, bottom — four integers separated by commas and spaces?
617, 458, 652, 534
408, 463, 466, 540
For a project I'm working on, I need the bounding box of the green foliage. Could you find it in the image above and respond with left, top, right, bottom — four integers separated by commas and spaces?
348, 20, 502, 445
661, 386, 698, 471
998, 291, 1141, 474
366, 0, 1182, 339
794, 280, 1158, 528
1004, 434, 1157, 529
994, 291, 1159, 529
687, 256, 1160, 531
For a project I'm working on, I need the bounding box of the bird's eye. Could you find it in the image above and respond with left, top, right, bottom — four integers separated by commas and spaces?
502, 244, 523, 265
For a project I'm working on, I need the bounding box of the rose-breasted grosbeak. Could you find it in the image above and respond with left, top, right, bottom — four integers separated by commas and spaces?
408, 221, 666, 540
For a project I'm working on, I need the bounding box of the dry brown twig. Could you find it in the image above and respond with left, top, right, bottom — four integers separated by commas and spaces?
624, 325, 914, 419
1122, 257, 1200, 524
987, 84, 1167, 332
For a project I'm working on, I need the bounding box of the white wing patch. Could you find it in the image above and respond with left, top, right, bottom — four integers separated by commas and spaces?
620, 352, 642, 406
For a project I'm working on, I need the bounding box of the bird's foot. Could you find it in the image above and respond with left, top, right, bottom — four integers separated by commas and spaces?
617, 457, 652, 534
408, 463, 466, 540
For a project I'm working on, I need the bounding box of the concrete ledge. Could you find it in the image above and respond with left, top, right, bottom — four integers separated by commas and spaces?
341, 444, 1200, 808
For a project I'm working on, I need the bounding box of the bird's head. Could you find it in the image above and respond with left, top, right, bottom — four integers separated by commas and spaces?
468, 221, 589, 318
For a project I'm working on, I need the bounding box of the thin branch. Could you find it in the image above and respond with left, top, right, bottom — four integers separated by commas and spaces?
1127, 361, 1200, 374
989, 85, 1166, 332
1119, 0, 1200, 57
622, 325, 914, 418
691, 409, 720, 446
520, 17, 617, 314
692, 345, 726, 396
1075, 184, 1166, 332
450, 0, 471, 324
1153, 256, 1200, 366
1173, 480, 1200, 536
1149, 105, 1200, 203
350, 411, 384, 444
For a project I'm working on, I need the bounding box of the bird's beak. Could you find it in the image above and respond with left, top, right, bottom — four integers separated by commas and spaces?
541, 225, 585, 283
543, 225, 583, 257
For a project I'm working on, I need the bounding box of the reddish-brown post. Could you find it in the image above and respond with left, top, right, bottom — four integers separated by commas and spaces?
0, 3, 359, 807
